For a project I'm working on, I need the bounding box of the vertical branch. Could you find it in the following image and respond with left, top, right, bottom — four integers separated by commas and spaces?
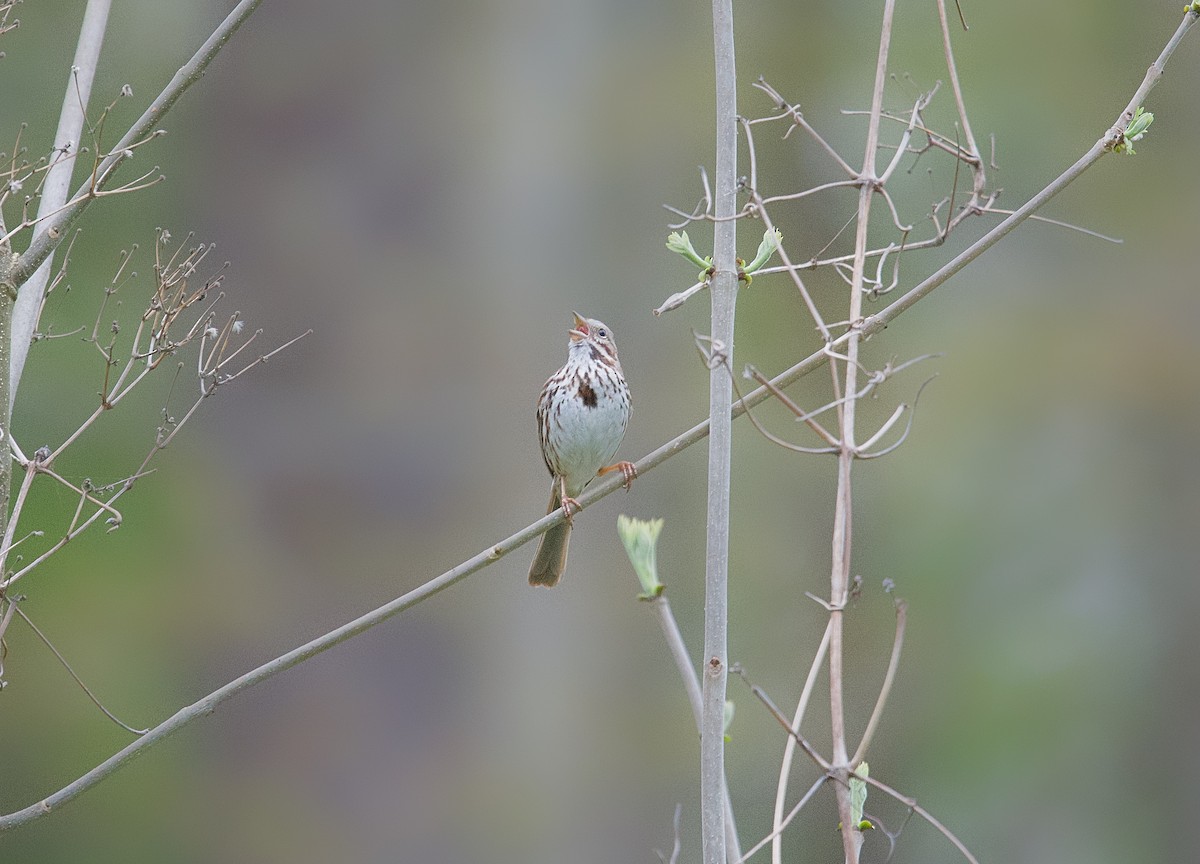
9, 0, 112, 398
934, 0, 985, 199
0, 0, 111, 632
0, 286, 10, 554
703, 0, 738, 863
647, 595, 742, 863
830, 3, 896, 863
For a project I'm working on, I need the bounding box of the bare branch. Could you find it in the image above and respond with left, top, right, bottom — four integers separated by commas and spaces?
741, 774, 827, 864
11, 603, 150, 736
742, 671, 981, 864
849, 600, 907, 766
0, 305, 859, 830
664, 165, 714, 229
6, 0, 265, 397
655, 804, 684, 864
8, 0, 111, 395
980, 206, 1123, 243
751, 77, 857, 177
2, 9, 1196, 825
771, 622, 832, 864
646, 591, 742, 863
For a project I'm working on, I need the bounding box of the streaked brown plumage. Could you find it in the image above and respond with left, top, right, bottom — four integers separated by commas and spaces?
529, 312, 635, 587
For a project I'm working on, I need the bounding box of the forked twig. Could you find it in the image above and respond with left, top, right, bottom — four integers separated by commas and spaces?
663, 165, 714, 229
740, 669, 981, 864
655, 803, 684, 864
3, 10, 1195, 834
4, 227, 307, 595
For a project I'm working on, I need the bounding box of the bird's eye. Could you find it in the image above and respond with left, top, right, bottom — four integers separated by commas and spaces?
597, 328, 607, 338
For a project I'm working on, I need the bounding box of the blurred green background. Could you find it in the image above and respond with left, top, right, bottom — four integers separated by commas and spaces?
2, 1, 1197, 862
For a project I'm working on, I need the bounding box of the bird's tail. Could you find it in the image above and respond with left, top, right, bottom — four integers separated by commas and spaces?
528, 483, 571, 587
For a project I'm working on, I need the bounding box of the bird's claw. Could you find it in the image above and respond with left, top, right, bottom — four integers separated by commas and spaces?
600, 460, 638, 491
561, 495, 581, 525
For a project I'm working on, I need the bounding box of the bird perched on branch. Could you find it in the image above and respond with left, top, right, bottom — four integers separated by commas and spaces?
529, 312, 635, 587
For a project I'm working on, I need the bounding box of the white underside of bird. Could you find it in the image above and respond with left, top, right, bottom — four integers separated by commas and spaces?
529, 313, 633, 587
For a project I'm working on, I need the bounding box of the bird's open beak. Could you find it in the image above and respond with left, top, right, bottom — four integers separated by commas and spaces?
569, 311, 588, 341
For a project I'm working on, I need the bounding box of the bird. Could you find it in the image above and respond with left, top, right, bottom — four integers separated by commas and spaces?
528, 312, 635, 587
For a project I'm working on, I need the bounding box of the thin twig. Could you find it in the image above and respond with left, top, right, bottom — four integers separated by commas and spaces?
745, 673, 981, 864
743, 775, 827, 864
655, 803, 684, 864
744, 191, 831, 340
0, 331, 850, 830
935, 0, 985, 200
771, 622, 832, 864
5, 0, 265, 389
0, 458, 38, 578
751, 77, 857, 177
12, 604, 150, 735
857, 9, 1198, 336
826, 5, 897, 861
849, 601, 907, 766
980, 207, 1123, 243
3, 12, 1195, 824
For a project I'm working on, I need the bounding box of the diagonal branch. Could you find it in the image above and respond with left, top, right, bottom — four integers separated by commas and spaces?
746, 674, 981, 864
2, 10, 1195, 829
849, 600, 907, 767
0, 335, 842, 832
860, 8, 1198, 337
771, 621, 832, 864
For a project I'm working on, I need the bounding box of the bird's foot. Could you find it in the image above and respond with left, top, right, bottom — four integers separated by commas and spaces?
599, 460, 638, 491
560, 494, 581, 525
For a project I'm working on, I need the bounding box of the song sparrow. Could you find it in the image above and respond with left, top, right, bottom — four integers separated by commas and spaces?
528, 312, 636, 587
